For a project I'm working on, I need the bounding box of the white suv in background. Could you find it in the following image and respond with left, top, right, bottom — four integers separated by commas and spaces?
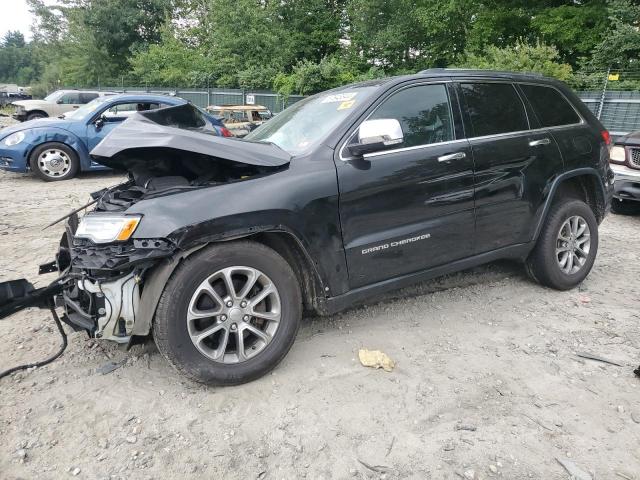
12, 90, 114, 122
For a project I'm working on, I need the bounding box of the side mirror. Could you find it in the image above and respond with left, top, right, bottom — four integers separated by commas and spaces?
56, 99, 64, 104
347, 118, 404, 157
94, 115, 106, 129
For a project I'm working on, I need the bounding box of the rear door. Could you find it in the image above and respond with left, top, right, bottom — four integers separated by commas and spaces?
457, 81, 564, 253
517, 83, 594, 172
335, 82, 475, 288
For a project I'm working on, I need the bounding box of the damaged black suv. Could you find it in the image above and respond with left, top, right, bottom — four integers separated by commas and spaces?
1, 70, 613, 385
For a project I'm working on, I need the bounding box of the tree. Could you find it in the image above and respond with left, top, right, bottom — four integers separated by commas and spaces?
457, 40, 573, 81
590, 0, 640, 69
532, 1, 609, 65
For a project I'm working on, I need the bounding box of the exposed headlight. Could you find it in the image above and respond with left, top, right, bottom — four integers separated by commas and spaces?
609, 145, 626, 164
75, 215, 142, 244
3, 131, 25, 146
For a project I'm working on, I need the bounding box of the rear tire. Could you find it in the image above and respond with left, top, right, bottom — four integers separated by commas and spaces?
526, 199, 598, 290
29, 142, 79, 181
153, 241, 302, 385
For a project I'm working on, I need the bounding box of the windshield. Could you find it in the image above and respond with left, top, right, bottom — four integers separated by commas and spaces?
245, 86, 379, 155
44, 91, 66, 103
62, 96, 108, 119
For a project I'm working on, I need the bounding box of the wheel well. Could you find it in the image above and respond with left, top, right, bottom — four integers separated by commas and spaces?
26, 110, 48, 118
27, 141, 78, 165
247, 232, 325, 315
554, 174, 606, 223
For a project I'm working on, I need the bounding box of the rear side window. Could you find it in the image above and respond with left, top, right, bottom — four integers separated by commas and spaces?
461, 83, 528, 137
519, 84, 581, 127
369, 84, 454, 148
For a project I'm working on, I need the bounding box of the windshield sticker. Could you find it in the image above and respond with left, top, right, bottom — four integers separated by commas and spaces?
322, 92, 358, 104
337, 100, 356, 110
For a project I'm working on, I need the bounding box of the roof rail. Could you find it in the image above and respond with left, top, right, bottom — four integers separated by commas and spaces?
419, 68, 545, 77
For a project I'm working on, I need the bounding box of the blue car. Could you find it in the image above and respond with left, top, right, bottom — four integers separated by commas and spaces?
0, 94, 230, 181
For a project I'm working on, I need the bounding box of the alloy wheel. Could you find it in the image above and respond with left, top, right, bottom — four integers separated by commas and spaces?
186, 266, 281, 364
556, 215, 591, 275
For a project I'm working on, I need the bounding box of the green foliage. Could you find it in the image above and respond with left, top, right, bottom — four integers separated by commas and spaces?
457, 41, 574, 82
531, 2, 609, 63
274, 56, 384, 97
590, 0, 640, 69
0, 0, 633, 95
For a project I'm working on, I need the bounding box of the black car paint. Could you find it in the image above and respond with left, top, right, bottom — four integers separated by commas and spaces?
67, 70, 612, 326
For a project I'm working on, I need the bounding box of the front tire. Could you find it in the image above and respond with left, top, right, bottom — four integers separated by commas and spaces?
526, 199, 598, 290
29, 142, 79, 181
26, 111, 47, 121
153, 241, 302, 385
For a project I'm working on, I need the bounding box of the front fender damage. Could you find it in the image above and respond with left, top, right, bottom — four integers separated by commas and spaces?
58, 216, 206, 342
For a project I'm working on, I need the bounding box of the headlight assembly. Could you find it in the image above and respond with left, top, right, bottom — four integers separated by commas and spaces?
3, 131, 25, 147
609, 145, 626, 164
75, 215, 142, 244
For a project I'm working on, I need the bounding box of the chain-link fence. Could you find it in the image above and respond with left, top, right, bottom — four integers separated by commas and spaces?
64, 85, 304, 113
572, 69, 640, 137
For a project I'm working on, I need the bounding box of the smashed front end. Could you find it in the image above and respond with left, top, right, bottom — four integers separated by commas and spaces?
0, 103, 291, 347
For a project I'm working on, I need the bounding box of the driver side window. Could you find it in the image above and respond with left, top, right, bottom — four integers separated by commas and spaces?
369, 84, 454, 148
103, 102, 161, 120
60, 92, 81, 104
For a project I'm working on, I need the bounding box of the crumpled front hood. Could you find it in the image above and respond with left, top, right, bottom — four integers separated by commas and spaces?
90, 104, 292, 171
0, 118, 73, 139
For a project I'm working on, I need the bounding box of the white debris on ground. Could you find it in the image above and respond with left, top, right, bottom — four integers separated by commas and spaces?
0, 170, 639, 479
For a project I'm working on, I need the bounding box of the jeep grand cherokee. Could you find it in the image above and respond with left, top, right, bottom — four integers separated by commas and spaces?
0, 70, 614, 385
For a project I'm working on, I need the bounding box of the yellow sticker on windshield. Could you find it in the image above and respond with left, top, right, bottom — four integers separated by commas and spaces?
338, 100, 356, 110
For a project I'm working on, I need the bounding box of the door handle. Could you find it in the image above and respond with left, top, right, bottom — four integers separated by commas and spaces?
438, 152, 466, 162
529, 138, 551, 147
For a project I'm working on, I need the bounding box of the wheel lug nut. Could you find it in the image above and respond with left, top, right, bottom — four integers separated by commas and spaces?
220, 315, 227, 321
230, 323, 237, 331
243, 315, 250, 321
240, 301, 247, 308
226, 301, 233, 307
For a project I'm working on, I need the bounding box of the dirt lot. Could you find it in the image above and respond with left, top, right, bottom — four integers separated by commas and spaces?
1, 168, 639, 480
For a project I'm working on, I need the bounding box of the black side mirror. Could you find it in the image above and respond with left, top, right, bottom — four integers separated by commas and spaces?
94, 115, 106, 129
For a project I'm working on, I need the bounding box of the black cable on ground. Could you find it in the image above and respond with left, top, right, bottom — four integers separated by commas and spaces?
0, 306, 68, 380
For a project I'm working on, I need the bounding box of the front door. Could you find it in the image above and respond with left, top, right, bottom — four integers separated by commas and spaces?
86, 101, 162, 152
335, 82, 475, 289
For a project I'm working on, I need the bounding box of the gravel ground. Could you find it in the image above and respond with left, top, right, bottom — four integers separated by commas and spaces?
1, 169, 639, 480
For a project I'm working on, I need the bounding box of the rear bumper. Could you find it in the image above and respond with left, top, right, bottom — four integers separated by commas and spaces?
611, 164, 640, 202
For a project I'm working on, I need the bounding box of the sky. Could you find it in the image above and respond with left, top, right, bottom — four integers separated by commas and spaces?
0, 0, 34, 41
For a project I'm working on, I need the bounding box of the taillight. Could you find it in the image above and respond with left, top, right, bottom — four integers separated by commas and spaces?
220, 127, 233, 137
601, 130, 611, 145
